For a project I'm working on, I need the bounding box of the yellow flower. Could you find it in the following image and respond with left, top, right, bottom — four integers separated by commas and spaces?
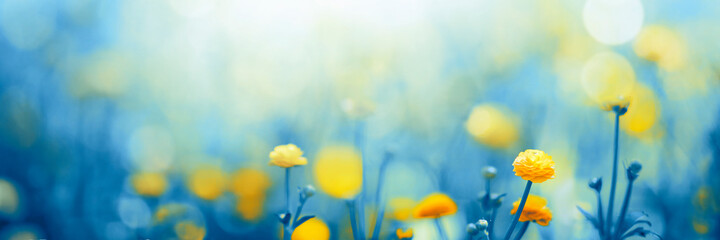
581, 52, 637, 107
229, 168, 272, 198
599, 96, 631, 112
313, 145, 363, 199
130, 172, 168, 197
236, 197, 265, 222
388, 197, 416, 221
187, 167, 227, 200
466, 104, 519, 148
396, 228, 414, 239
513, 150, 556, 183
269, 144, 308, 168
174, 221, 206, 240
412, 193, 458, 218
622, 83, 660, 134
633, 25, 687, 71
510, 195, 552, 226
292, 218, 330, 240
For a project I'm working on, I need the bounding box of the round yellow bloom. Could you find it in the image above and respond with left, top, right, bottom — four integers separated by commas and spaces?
466, 104, 519, 148
634, 25, 687, 71
229, 168, 272, 198
510, 195, 552, 226
292, 218, 330, 240
235, 197, 265, 222
130, 172, 168, 197
313, 145, 363, 199
512, 150, 556, 183
622, 83, 660, 134
412, 193, 458, 218
396, 228, 414, 239
269, 144, 307, 168
581, 52, 636, 106
187, 167, 227, 200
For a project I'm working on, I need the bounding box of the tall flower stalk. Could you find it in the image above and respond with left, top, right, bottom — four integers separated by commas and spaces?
503, 149, 556, 240
606, 105, 625, 237
269, 144, 309, 240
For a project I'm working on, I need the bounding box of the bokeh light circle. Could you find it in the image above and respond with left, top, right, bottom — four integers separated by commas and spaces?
0, 0, 56, 50
583, 0, 644, 45
581, 52, 636, 104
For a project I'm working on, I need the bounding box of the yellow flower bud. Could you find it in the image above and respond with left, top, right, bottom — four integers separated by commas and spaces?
396, 228, 414, 239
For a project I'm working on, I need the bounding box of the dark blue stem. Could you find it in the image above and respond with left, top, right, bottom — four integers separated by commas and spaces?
370, 153, 392, 240
503, 181, 533, 240
512, 222, 530, 240
284, 168, 291, 240
347, 199, 360, 240
596, 191, 605, 238
606, 111, 620, 238
614, 180, 635, 238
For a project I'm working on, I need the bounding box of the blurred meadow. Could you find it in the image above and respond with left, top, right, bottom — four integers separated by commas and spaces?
1, 0, 720, 239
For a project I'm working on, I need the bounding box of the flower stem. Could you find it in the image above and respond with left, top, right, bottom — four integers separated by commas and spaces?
614, 179, 635, 238
284, 168, 292, 240
606, 111, 620, 237
488, 207, 498, 240
291, 198, 307, 229
503, 181, 533, 240
512, 222, 530, 240
595, 191, 605, 238
434, 218, 448, 240
370, 152, 392, 240
347, 199, 360, 240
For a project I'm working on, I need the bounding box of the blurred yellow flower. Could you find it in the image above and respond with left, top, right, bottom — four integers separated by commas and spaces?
412, 193, 458, 218
510, 195, 552, 226
313, 145, 363, 199
130, 172, 167, 197
292, 218, 330, 240
187, 167, 227, 200
599, 96, 631, 112
396, 228, 413, 239
466, 104, 519, 148
388, 197, 416, 221
153, 204, 186, 224
174, 221, 206, 240
622, 83, 660, 134
581, 52, 636, 106
513, 150, 556, 183
236, 197, 265, 222
269, 144, 308, 168
692, 218, 709, 235
634, 25, 687, 71
229, 168, 272, 198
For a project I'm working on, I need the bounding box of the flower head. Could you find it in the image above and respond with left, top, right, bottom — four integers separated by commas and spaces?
313, 145, 363, 199
269, 144, 307, 168
413, 193, 458, 218
510, 195, 552, 226
588, 177, 602, 192
292, 218, 330, 240
627, 161, 642, 181
131, 172, 168, 197
600, 96, 631, 114
482, 166, 497, 179
396, 228, 413, 239
466, 104, 520, 148
512, 149, 556, 183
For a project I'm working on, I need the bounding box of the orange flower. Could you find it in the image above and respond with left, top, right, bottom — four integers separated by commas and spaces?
510, 195, 552, 226
396, 228, 413, 239
413, 193, 458, 218
512, 150, 556, 183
